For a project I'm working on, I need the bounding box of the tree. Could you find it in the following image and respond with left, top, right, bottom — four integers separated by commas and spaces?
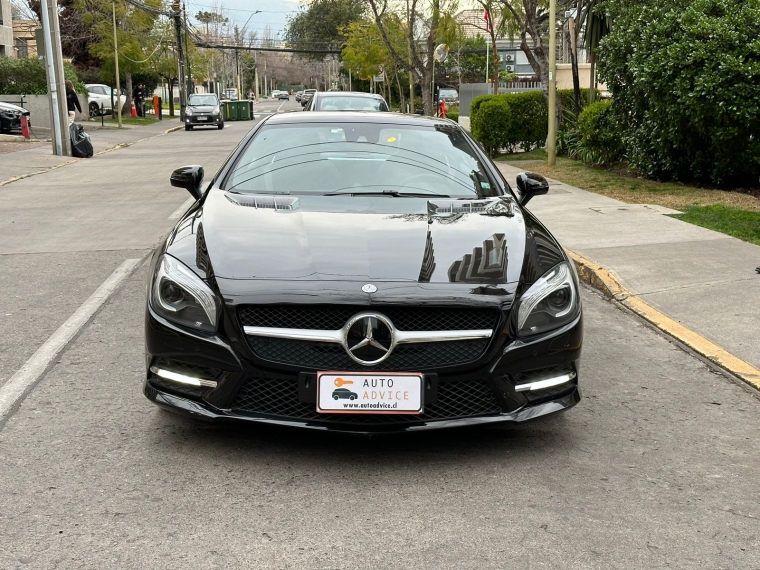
367, 0, 458, 115
78, 0, 162, 114
285, 0, 366, 60
582, 0, 611, 104
28, 0, 102, 69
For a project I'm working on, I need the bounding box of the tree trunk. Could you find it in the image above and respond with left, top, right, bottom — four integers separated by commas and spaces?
168, 78, 176, 117
122, 72, 133, 116
396, 71, 406, 113
569, 16, 581, 116
589, 51, 596, 104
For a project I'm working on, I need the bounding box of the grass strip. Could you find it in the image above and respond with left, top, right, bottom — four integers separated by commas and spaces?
672, 206, 760, 246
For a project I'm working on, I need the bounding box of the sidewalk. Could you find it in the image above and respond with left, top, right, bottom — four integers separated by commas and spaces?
0, 119, 182, 184
497, 162, 760, 374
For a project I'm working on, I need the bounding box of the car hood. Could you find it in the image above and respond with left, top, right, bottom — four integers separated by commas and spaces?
0, 102, 28, 113
189, 190, 531, 285
188, 105, 218, 112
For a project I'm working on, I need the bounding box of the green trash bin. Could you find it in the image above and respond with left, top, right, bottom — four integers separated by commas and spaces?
236, 100, 251, 121
223, 101, 238, 121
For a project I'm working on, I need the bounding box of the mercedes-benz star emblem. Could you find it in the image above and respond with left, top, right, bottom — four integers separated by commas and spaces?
343, 312, 394, 365
362, 284, 377, 293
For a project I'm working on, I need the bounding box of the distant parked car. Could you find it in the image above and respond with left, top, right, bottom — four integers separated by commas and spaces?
300, 88, 317, 107
223, 88, 239, 101
295, 90, 304, 102
438, 88, 459, 105
277, 91, 290, 100
0, 101, 31, 133
85, 83, 126, 117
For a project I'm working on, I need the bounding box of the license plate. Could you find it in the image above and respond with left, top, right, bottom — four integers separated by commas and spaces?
317, 372, 423, 414
197, 116, 209, 121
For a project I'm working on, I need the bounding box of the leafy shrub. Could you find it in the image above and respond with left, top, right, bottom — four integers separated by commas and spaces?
0, 56, 84, 95
447, 104, 459, 123
471, 97, 511, 157
503, 91, 547, 151
598, 0, 760, 187
575, 100, 624, 164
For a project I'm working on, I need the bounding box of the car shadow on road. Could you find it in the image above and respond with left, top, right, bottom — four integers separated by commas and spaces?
147, 408, 578, 469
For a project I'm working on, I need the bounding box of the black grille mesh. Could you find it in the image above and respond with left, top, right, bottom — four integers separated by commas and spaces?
238, 305, 499, 332
247, 337, 489, 370
230, 377, 502, 425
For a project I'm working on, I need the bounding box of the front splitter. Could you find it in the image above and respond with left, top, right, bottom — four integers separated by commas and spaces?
144, 382, 581, 434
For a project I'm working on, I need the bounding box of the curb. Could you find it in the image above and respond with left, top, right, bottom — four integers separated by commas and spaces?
567, 250, 760, 391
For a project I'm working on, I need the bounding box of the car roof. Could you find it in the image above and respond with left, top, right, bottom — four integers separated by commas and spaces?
265, 111, 455, 128
314, 91, 384, 99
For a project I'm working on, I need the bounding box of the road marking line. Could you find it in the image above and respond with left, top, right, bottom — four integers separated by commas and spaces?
567, 249, 760, 390
168, 197, 195, 220
0, 258, 142, 425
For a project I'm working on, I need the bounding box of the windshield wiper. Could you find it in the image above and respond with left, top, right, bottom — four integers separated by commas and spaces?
323, 190, 450, 198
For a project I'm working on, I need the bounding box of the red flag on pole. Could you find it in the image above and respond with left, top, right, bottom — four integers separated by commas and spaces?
484, 9, 491, 33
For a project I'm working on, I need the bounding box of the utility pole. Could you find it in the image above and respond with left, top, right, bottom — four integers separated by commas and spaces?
111, 0, 122, 128
547, 0, 557, 166
172, 1, 187, 119
183, 2, 193, 96
39, 0, 63, 154
47, 0, 70, 155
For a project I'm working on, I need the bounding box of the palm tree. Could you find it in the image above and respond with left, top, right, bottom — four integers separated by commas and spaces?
583, 0, 612, 104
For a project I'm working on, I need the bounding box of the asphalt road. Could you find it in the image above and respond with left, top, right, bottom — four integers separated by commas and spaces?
1, 97, 759, 569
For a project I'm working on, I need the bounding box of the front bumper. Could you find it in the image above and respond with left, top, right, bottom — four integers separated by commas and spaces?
185, 114, 222, 126
144, 303, 583, 434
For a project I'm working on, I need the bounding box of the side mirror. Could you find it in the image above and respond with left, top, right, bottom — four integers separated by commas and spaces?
516, 172, 550, 206
170, 165, 204, 200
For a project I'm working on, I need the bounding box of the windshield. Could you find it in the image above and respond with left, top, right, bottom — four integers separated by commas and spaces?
189, 94, 218, 106
440, 89, 458, 98
224, 122, 497, 198
315, 96, 388, 112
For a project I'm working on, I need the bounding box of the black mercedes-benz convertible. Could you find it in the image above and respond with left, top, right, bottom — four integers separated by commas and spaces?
144, 112, 582, 433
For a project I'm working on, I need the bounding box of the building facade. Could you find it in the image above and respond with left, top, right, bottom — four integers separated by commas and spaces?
0, 0, 14, 57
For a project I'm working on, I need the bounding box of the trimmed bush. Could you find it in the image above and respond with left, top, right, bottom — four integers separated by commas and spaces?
447, 105, 459, 123
504, 91, 547, 151
598, 0, 760, 187
471, 97, 511, 157
575, 100, 624, 164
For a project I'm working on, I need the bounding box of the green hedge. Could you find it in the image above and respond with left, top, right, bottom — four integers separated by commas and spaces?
598, 0, 760, 187
575, 100, 624, 165
471, 97, 511, 156
469, 89, 598, 154
0, 56, 84, 95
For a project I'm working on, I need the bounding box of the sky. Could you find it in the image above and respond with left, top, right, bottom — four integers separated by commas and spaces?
184, 0, 303, 41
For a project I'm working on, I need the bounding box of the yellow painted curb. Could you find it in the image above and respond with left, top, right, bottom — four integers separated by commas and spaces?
566, 249, 760, 391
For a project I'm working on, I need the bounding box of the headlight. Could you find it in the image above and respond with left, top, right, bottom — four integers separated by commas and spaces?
150, 255, 218, 332
516, 262, 579, 337
185, 108, 193, 115
212, 107, 220, 115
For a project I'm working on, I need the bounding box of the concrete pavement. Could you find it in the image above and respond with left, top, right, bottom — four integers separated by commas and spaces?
497, 162, 760, 377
